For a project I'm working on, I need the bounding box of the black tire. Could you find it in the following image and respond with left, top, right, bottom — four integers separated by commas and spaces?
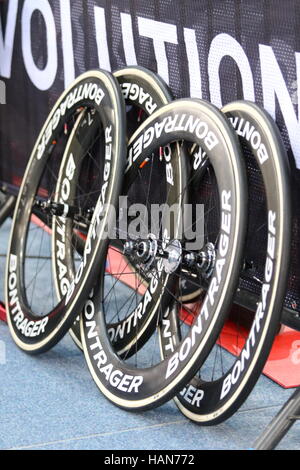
52, 66, 181, 351
5, 70, 126, 354
169, 101, 291, 425
80, 98, 248, 410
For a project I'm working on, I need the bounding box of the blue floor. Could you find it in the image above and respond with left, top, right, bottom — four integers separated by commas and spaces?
0, 218, 299, 450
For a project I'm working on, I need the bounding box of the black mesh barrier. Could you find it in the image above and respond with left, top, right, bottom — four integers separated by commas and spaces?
0, 0, 300, 321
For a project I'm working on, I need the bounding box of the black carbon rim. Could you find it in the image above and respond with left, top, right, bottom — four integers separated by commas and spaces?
80, 98, 247, 410
5, 70, 126, 354
171, 101, 291, 425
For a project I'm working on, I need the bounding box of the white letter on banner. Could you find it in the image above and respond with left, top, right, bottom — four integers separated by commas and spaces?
208, 33, 255, 107
21, 0, 57, 90
94, 6, 111, 71
184, 27, 202, 98
60, 0, 75, 88
260, 44, 300, 169
138, 17, 177, 85
121, 13, 137, 66
0, 0, 18, 78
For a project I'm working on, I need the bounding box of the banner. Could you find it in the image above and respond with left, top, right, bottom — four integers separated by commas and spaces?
1, 0, 300, 316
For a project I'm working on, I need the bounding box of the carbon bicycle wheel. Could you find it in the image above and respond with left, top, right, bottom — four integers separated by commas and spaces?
5, 70, 126, 354
80, 98, 248, 411
165, 101, 291, 425
52, 66, 182, 351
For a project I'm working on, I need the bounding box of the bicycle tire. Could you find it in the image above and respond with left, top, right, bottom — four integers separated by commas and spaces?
5, 70, 126, 354
52, 66, 183, 351
80, 98, 248, 411
168, 101, 291, 425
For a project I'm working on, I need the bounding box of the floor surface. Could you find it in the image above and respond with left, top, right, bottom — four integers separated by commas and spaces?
0, 218, 299, 451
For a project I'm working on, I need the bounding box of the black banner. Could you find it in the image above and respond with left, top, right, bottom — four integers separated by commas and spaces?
1, 0, 300, 315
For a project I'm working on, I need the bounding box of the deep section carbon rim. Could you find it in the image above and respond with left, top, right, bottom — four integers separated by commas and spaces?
52, 66, 179, 351
80, 98, 248, 411
5, 70, 126, 354
169, 101, 291, 425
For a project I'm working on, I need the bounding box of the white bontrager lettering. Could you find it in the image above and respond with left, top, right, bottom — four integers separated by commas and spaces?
126, 113, 219, 173
165, 191, 232, 379
64, 124, 112, 305
8, 254, 49, 337
220, 210, 276, 400
36, 83, 105, 160
55, 152, 76, 297
180, 384, 204, 407
229, 117, 269, 165
84, 298, 144, 393
108, 257, 165, 343
120, 82, 157, 114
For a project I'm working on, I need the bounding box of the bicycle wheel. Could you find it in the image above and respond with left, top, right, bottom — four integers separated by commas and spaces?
166, 101, 291, 425
5, 70, 126, 354
80, 98, 248, 410
52, 66, 183, 350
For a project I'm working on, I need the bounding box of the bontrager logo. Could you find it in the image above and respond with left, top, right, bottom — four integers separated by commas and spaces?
0, 80, 5, 104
